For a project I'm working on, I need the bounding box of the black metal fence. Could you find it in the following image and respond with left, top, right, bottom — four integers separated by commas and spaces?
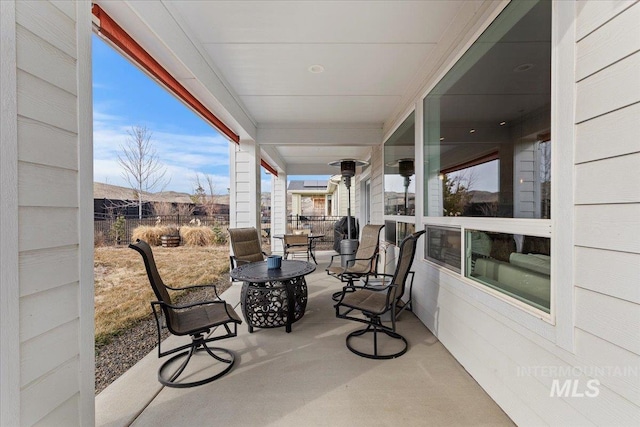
95, 213, 345, 249
95, 214, 229, 246
286, 215, 343, 250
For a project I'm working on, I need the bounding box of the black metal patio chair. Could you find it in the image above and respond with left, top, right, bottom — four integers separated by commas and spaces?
129, 239, 242, 388
334, 230, 425, 359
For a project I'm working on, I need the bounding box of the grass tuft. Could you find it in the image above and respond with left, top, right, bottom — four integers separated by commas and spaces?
131, 225, 179, 246
180, 225, 216, 246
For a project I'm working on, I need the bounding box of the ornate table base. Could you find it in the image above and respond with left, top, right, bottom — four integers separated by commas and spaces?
240, 276, 308, 333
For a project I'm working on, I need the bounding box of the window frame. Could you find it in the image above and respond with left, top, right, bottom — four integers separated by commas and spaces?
417, 0, 565, 330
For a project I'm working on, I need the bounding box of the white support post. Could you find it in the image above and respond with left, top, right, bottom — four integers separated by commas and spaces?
229, 139, 261, 229
270, 172, 287, 254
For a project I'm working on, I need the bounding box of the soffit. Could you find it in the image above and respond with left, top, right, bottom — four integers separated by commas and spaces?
100, 0, 476, 172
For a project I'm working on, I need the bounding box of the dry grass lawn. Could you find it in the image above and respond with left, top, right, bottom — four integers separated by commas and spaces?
94, 245, 231, 346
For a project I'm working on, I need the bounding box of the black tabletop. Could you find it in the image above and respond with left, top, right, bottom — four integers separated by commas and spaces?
230, 260, 316, 283
273, 234, 324, 239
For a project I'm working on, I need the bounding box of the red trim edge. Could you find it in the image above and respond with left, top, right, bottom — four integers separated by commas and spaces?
261, 159, 278, 176
92, 4, 240, 144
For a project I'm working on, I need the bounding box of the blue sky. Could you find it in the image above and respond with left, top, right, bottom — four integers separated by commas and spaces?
93, 35, 277, 194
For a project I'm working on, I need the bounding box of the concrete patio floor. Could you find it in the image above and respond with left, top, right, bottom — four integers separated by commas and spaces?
96, 251, 514, 427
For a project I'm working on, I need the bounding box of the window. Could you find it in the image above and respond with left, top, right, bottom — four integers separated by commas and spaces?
385, 112, 415, 216
425, 226, 461, 273
422, 0, 552, 314
424, 0, 551, 219
466, 230, 550, 313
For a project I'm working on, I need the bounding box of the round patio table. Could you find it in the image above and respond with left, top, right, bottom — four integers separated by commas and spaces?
230, 260, 316, 333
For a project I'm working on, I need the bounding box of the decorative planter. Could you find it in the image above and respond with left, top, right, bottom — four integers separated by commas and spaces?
161, 235, 180, 247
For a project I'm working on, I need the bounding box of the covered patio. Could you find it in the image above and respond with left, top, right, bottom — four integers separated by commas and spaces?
96, 251, 512, 427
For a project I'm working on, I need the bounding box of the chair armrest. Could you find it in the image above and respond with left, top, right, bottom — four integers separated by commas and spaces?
153, 299, 239, 323
164, 283, 221, 299
334, 283, 397, 307
364, 273, 393, 289
326, 253, 342, 270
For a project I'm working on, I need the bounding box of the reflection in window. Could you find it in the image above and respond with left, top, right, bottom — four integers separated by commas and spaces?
397, 222, 415, 244
425, 226, 461, 273
466, 230, 550, 313
385, 113, 415, 215
423, 0, 551, 219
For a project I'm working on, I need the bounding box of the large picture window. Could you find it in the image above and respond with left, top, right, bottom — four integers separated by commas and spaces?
422, 0, 552, 315
424, 0, 551, 219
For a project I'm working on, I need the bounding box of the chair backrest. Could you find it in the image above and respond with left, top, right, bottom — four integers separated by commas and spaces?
228, 227, 265, 264
129, 239, 178, 327
351, 224, 385, 271
284, 234, 308, 246
390, 230, 426, 299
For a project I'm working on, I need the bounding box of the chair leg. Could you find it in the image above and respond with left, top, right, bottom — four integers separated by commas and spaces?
345, 319, 408, 359
158, 333, 236, 388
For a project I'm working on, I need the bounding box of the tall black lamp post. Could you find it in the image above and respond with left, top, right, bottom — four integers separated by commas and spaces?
329, 159, 369, 266
398, 158, 414, 215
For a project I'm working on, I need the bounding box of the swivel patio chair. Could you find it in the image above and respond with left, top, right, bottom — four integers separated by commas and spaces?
334, 230, 425, 359
129, 239, 242, 388
326, 224, 384, 298
228, 227, 268, 269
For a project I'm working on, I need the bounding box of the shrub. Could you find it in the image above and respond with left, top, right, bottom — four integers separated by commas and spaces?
212, 225, 228, 244
110, 215, 126, 244
132, 225, 179, 246
180, 225, 215, 246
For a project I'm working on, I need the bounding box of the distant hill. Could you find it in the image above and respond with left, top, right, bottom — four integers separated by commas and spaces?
468, 191, 498, 203
94, 182, 229, 204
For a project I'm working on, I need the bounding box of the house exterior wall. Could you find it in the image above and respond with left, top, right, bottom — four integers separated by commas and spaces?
271, 172, 287, 253
0, 1, 94, 425
229, 139, 261, 229
375, 1, 640, 425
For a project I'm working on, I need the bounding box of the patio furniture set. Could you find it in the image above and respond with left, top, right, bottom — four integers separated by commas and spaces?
129, 225, 424, 388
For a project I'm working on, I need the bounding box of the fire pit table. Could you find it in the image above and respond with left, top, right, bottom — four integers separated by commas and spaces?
230, 260, 315, 333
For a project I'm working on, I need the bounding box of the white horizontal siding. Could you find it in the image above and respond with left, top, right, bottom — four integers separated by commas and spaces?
17, 70, 78, 133
433, 283, 640, 426
575, 329, 640, 406
575, 102, 640, 164
19, 282, 79, 343
575, 287, 640, 355
575, 247, 640, 304
16, 3, 83, 422
576, 2, 640, 81
18, 117, 78, 170
16, 24, 77, 95
33, 394, 79, 427
20, 357, 79, 426
20, 319, 79, 387
19, 245, 79, 297
576, 0, 637, 41
574, 153, 640, 204
19, 162, 78, 207
574, 204, 640, 254
18, 207, 79, 252
15, 0, 76, 58
575, 51, 640, 123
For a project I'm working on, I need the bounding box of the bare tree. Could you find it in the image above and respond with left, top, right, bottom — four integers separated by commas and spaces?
118, 125, 170, 219
193, 173, 220, 216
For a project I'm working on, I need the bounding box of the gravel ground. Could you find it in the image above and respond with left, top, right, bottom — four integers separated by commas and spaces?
95, 274, 231, 394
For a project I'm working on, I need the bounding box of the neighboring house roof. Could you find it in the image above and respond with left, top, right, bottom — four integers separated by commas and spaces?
287, 180, 329, 192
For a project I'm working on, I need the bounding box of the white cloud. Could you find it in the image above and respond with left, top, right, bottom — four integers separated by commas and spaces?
93, 108, 232, 194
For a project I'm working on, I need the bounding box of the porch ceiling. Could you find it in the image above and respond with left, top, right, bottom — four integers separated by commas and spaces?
95, 1, 479, 172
